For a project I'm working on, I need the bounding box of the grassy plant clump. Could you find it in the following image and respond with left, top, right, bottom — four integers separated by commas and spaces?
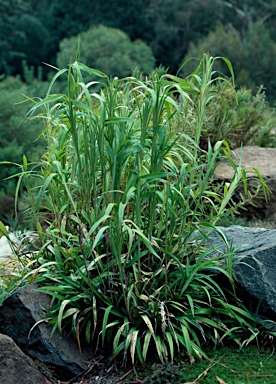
9, 55, 273, 366
176, 80, 276, 151
201, 84, 275, 150
0, 265, 25, 305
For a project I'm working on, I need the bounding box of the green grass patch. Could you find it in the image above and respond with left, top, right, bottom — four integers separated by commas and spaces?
123, 346, 276, 383
178, 346, 276, 384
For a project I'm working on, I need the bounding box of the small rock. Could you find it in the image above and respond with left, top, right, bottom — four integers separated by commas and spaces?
208, 225, 276, 321
215, 146, 276, 218
0, 333, 46, 384
0, 284, 93, 380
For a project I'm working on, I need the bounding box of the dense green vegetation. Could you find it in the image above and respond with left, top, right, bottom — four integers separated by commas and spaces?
0, 66, 274, 224
57, 25, 156, 78
183, 22, 276, 103
1, 55, 273, 367
1, 0, 276, 221
0, 75, 46, 218
0, 1, 276, 371
1, 0, 276, 97
138, 346, 276, 383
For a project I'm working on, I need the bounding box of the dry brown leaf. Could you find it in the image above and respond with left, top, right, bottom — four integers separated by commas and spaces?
119, 368, 132, 381
216, 376, 227, 384
134, 378, 144, 383
182, 364, 214, 383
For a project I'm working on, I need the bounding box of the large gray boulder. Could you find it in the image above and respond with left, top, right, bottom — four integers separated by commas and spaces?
0, 284, 93, 380
215, 146, 276, 218
0, 333, 46, 384
208, 225, 276, 321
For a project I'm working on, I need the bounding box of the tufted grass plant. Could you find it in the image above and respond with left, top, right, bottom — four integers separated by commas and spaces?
9, 54, 272, 366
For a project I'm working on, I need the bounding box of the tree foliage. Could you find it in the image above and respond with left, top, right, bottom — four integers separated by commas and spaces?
0, 0, 28, 74
183, 23, 276, 101
0, 0, 50, 76
0, 76, 46, 197
145, 0, 221, 72
0, 0, 276, 102
57, 25, 155, 77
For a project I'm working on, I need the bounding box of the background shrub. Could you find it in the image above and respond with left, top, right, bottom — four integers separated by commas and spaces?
0, 76, 46, 201
178, 81, 276, 150
183, 23, 276, 103
57, 25, 156, 77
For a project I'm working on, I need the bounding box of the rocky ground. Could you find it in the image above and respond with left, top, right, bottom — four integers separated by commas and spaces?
40, 356, 138, 384
41, 356, 167, 384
